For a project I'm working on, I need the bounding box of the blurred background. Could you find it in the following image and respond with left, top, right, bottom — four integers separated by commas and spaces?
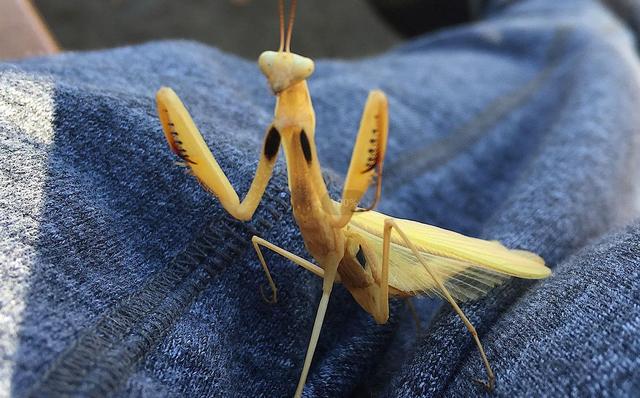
1, 0, 484, 61
34, 0, 400, 59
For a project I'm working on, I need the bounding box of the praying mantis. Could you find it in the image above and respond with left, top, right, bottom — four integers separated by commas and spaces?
156, 1, 552, 396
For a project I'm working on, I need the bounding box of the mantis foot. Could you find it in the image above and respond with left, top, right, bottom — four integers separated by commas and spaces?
260, 284, 278, 304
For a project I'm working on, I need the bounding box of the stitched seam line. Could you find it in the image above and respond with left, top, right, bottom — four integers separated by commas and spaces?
384, 27, 570, 192
27, 172, 289, 397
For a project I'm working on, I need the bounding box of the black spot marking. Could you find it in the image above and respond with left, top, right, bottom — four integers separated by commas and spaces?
362, 161, 377, 174
264, 127, 281, 160
356, 246, 367, 269
300, 130, 312, 163
164, 116, 197, 164
363, 149, 379, 173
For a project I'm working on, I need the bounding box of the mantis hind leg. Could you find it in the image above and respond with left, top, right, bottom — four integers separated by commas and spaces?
344, 233, 390, 324
354, 231, 419, 329
294, 256, 340, 398
251, 235, 325, 303
382, 219, 496, 392
404, 298, 423, 332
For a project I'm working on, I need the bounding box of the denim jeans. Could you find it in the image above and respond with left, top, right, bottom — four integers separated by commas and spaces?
1, 0, 639, 396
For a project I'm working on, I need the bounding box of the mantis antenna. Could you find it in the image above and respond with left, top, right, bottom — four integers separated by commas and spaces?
285, 0, 297, 52
278, 0, 298, 52
278, 0, 285, 52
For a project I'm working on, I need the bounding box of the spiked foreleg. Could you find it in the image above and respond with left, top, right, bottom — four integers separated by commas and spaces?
157, 87, 280, 221
326, 90, 389, 228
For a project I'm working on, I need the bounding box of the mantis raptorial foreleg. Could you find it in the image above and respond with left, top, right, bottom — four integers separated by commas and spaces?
251, 235, 325, 303
157, 87, 279, 221
382, 219, 496, 391
326, 90, 389, 228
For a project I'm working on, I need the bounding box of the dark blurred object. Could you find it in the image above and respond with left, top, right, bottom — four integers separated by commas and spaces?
368, 0, 486, 37
0, 0, 59, 60
33, 0, 400, 59
601, 0, 640, 36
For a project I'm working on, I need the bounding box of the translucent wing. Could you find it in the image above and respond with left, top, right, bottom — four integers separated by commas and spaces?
349, 210, 550, 301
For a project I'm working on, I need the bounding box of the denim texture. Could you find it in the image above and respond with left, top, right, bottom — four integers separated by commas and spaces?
1, 0, 639, 396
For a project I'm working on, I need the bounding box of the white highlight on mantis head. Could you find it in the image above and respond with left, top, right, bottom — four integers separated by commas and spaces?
258, 51, 314, 94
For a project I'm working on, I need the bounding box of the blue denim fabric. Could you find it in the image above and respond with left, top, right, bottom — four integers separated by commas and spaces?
1, 0, 639, 397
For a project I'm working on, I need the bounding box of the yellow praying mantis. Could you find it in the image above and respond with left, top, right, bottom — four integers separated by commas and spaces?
156, 1, 551, 396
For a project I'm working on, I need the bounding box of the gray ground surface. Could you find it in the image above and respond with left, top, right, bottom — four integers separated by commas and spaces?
35, 0, 401, 59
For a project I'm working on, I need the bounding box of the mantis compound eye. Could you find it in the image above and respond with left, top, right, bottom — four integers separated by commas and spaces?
258, 51, 314, 94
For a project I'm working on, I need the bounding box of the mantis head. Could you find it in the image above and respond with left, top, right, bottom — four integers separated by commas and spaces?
258, 51, 314, 94
258, 0, 314, 94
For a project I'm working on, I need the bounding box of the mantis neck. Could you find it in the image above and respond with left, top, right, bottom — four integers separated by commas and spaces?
274, 81, 342, 244
274, 80, 315, 132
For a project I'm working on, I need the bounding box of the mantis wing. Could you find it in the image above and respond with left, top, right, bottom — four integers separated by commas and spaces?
348, 210, 550, 301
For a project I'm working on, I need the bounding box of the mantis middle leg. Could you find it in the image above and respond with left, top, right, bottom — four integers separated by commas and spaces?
251, 235, 325, 303
382, 219, 496, 392
157, 87, 281, 221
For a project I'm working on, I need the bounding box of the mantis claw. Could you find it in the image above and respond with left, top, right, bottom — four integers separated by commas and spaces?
260, 284, 278, 304
473, 377, 495, 393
